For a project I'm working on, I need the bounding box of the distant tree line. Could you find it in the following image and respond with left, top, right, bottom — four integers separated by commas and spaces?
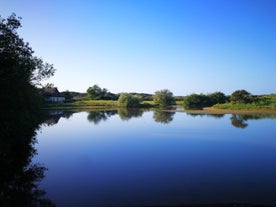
86, 85, 176, 108
183, 89, 267, 109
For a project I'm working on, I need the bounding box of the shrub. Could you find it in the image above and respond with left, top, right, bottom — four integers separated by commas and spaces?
118, 93, 141, 107
153, 89, 175, 107
183, 94, 209, 109
183, 91, 227, 109
209, 92, 227, 105
230, 90, 253, 104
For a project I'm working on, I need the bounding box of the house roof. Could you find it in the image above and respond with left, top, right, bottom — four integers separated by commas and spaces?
41, 87, 63, 97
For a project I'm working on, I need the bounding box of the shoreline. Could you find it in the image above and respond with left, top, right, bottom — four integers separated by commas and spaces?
163, 107, 276, 115
44, 105, 276, 115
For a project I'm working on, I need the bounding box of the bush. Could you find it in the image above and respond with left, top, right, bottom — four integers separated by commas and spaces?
230, 90, 253, 104
183, 94, 209, 109
118, 93, 141, 107
87, 84, 118, 100
209, 92, 227, 105
184, 92, 227, 109
153, 89, 175, 107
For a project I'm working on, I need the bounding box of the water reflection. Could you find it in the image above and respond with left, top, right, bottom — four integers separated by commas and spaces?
0, 110, 55, 206
187, 113, 225, 119
118, 108, 144, 121
153, 110, 175, 124
36, 109, 276, 206
187, 112, 276, 128
230, 114, 248, 128
42, 109, 276, 128
87, 110, 117, 124
43, 110, 75, 126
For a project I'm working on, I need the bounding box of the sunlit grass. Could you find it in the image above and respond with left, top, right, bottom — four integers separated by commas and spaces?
45, 100, 157, 108
211, 94, 276, 111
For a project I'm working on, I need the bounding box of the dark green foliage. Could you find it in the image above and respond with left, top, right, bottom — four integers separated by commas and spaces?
0, 14, 56, 205
0, 14, 55, 112
128, 93, 153, 101
230, 90, 253, 104
209, 92, 228, 104
183, 92, 227, 109
86, 84, 102, 100
87, 84, 118, 100
118, 93, 141, 107
153, 89, 175, 107
183, 94, 208, 109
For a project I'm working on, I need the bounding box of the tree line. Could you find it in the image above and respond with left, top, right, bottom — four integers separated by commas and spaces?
183, 89, 272, 109
86, 84, 175, 107
2, 13, 273, 112
85, 83, 274, 109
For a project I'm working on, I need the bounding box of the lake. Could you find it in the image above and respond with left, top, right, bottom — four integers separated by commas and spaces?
33, 109, 276, 207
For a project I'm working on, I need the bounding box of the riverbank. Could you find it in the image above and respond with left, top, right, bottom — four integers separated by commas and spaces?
165, 107, 276, 115
44, 100, 276, 114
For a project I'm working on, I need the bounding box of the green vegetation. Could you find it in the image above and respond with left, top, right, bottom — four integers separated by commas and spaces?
183, 90, 276, 111
45, 100, 118, 108
153, 89, 175, 107
214, 94, 276, 111
87, 84, 118, 100
230, 89, 253, 104
183, 92, 227, 109
118, 93, 141, 107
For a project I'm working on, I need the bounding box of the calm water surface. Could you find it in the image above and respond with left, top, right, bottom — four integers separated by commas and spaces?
33, 110, 276, 206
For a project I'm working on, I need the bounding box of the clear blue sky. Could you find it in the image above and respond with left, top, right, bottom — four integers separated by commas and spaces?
1, 0, 276, 95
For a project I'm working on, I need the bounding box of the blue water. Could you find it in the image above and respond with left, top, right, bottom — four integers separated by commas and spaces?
34, 110, 276, 206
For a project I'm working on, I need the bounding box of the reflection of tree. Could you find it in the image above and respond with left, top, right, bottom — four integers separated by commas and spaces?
42, 110, 75, 126
0, 111, 55, 206
230, 115, 248, 129
87, 110, 117, 124
153, 111, 175, 124
187, 113, 225, 119
118, 108, 144, 121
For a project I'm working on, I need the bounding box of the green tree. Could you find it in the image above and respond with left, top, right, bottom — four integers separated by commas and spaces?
118, 93, 141, 107
87, 84, 103, 100
87, 84, 118, 100
153, 89, 175, 107
183, 93, 209, 109
230, 90, 253, 104
209, 91, 227, 105
0, 14, 55, 112
184, 92, 227, 109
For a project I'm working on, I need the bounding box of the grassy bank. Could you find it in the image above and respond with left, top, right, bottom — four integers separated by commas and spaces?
213, 102, 276, 111
44, 100, 156, 108
213, 94, 276, 111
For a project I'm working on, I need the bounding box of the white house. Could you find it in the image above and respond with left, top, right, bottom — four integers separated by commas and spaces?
42, 87, 65, 102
